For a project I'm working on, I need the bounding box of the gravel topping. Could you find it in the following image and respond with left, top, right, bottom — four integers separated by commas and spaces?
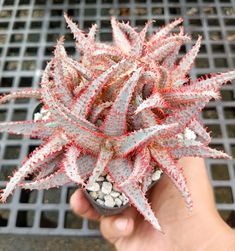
87, 168, 163, 208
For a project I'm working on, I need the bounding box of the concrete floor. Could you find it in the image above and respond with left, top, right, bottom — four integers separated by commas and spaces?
0, 235, 115, 251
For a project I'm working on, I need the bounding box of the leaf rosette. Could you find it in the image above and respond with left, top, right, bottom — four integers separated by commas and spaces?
0, 15, 234, 231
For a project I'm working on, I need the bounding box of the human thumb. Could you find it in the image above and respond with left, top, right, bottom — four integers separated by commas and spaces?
100, 216, 134, 244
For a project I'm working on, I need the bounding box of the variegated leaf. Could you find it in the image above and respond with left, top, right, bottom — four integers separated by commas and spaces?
72, 59, 135, 117
121, 147, 151, 186
90, 101, 112, 124
135, 92, 167, 115
20, 170, 71, 190
63, 145, 85, 185
0, 133, 69, 202
171, 145, 230, 159
162, 43, 182, 70
115, 123, 177, 156
102, 68, 142, 136
164, 101, 210, 136
87, 143, 113, 186
111, 17, 132, 55
172, 36, 201, 85
0, 89, 41, 104
35, 153, 63, 180
107, 158, 162, 231
0, 120, 54, 138
148, 18, 183, 45
64, 13, 93, 53
188, 119, 211, 144
163, 89, 219, 104
150, 147, 193, 209
188, 70, 235, 91
88, 23, 98, 41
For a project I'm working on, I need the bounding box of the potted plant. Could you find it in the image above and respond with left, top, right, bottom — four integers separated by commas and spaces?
0, 14, 234, 231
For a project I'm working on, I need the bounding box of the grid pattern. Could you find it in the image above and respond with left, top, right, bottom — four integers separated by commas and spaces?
0, 0, 235, 236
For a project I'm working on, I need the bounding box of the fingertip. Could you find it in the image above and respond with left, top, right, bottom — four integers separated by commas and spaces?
70, 189, 83, 212
114, 217, 134, 234
100, 216, 134, 244
70, 189, 100, 220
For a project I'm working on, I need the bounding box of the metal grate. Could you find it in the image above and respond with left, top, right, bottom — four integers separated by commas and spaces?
0, 0, 235, 236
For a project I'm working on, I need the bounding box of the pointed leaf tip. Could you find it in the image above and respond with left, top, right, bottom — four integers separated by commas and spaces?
150, 147, 193, 209
107, 158, 162, 231
87, 143, 113, 185
135, 93, 168, 115
116, 123, 177, 156
172, 35, 201, 85
102, 67, 142, 136
111, 16, 131, 55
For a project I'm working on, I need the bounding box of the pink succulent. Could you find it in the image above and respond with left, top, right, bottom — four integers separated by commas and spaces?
0, 14, 234, 231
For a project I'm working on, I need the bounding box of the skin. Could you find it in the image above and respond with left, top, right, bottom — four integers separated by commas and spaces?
70, 157, 235, 251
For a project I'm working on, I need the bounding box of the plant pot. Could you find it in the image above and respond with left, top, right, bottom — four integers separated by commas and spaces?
84, 189, 130, 216
84, 177, 161, 216
32, 103, 162, 216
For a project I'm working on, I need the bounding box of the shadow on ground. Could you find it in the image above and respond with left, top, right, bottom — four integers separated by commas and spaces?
0, 235, 115, 251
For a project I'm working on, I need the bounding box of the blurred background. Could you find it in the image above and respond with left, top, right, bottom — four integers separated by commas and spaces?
0, 0, 234, 250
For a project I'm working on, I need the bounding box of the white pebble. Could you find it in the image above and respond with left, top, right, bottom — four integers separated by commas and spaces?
118, 195, 123, 202
110, 191, 120, 198
152, 170, 162, 181
119, 193, 129, 205
97, 190, 105, 199
34, 113, 42, 121
96, 176, 104, 182
89, 191, 98, 199
86, 182, 100, 192
104, 195, 115, 207
34, 107, 52, 122
96, 199, 104, 206
101, 182, 112, 194
114, 198, 122, 207
184, 128, 197, 140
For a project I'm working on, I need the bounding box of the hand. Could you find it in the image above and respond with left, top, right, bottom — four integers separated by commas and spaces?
70, 157, 235, 251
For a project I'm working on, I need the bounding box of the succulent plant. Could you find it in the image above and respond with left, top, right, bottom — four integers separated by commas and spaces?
0, 14, 234, 231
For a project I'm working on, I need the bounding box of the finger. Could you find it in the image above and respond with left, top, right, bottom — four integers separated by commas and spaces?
120, 206, 139, 223
70, 189, 101, 221
100, 207, 136, 244
100, 216, 134, 244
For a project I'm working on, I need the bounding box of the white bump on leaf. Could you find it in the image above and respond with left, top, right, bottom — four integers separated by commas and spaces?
184, 128, 197, 140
